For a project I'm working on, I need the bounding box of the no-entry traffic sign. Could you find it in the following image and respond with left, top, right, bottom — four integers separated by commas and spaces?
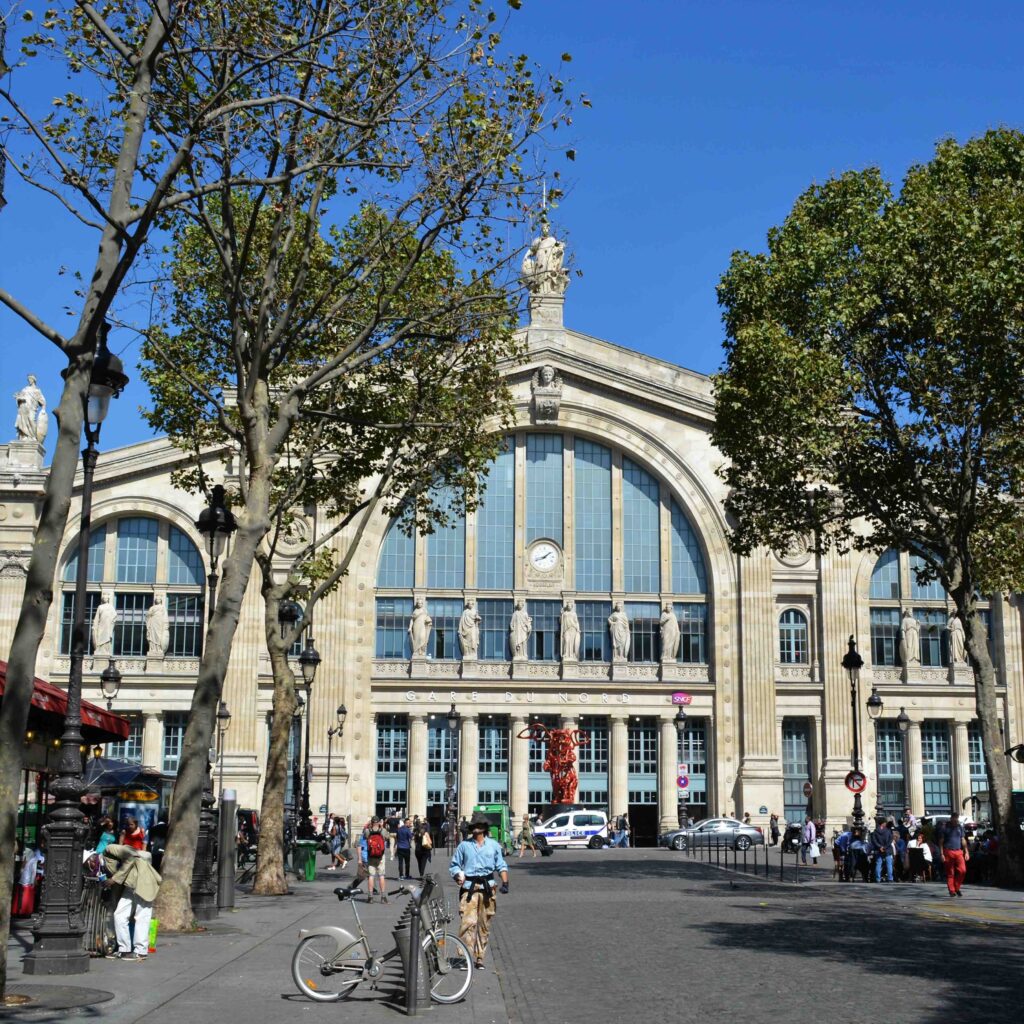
677, 775, 690, 790
845, 770, 867, 794
802, 781, 814, 798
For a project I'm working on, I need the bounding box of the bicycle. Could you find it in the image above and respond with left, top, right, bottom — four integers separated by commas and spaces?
290, 874, 473, 1004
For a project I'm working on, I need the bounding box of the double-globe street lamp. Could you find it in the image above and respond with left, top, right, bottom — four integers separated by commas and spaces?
325, 703, 348, 825
674, 705, 687, 826
190, 485, 238, 921
25, 324, 128, 977
842, 636, 885, 832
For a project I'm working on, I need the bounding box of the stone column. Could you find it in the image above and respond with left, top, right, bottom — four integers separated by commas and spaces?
610, 714, 629, 818
407, 714, 428, 818
659, 714, 680, 832
459, 714, 479, 815
953, 720, 972, 816
142, 712, 163, 771
510, 715, 529, 819
905, 720, 925, 816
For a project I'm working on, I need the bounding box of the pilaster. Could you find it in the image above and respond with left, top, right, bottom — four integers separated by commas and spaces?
905, 720, 925, 815
407, 714, 428, 818
609, 714, 629, 816
953, 720, 972, 815
459, 714, 479, 813
142, 712, 164, 771
509, 714, 529, 818
659, 714, 680, 832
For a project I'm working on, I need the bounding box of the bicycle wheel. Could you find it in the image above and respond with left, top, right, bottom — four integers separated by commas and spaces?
422, 931, 473, 1004
291, 935, 364, 1002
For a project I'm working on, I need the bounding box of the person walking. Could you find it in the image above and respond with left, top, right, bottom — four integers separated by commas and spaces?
449, 814, 509, 971
327, 814, 349, 872
870, 819, 895, 882
396, 817, 413, 880
517, 814, 539, 858
362, 819, 389, 902
938, 810, 970, 897
769, 813, 780, 847
102, 844, 161, 962
413, 821, 433, 878
800, 815, 817, 865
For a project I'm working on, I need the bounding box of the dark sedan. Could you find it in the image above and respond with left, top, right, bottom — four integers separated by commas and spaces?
658, 816, 765, 852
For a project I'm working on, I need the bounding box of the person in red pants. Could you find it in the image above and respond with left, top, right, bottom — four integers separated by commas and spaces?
938, 810, 970, 897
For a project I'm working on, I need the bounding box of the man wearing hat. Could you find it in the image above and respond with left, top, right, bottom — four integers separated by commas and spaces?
449, 814, 509, 970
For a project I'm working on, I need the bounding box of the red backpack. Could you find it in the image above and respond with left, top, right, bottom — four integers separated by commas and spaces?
367, 832, 386, 858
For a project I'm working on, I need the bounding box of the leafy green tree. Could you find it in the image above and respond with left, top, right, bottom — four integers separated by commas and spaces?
0, 1, 447, 984
713, 129, 1024, 884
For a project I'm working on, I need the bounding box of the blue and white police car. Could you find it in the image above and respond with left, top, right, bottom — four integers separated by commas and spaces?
534, 809, 610, 849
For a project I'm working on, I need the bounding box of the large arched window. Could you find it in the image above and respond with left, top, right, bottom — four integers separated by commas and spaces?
779, 609, 809, 664
373, 433, 711, 665
59, 516, 205, 658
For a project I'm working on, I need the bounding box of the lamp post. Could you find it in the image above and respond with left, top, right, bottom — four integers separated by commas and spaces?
325, 704, 347, 821
296, 636, 321, 839
865, 685, 884, 820
842, 636, 867, 832
195, 485, 237, 627
445, 702, 461, 852
216, 701, 232, 797
674, 705, 687, 826
25, 322, 128, 976
895, 706, 911, 814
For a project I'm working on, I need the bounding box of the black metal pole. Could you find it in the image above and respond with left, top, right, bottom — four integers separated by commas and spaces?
298, 683, 314, 839
325, 731, 333, 820
24, 426, 99, 975
850, 670, 865, 831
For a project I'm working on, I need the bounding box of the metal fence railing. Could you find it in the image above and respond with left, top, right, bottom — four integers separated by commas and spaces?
678, 836, 808, 883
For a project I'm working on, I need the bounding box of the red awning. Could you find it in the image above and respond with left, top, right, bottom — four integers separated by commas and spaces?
0, 660, 130, 741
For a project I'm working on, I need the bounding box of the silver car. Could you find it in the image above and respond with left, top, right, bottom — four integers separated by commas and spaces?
659, 816, 765, 852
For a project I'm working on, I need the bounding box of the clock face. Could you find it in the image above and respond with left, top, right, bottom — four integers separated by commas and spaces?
529, 542, 559, 571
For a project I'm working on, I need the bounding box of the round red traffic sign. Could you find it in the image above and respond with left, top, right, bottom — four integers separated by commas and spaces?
844, 770, 867, 794
677, 775, 690, 790
802, 781, 813, 798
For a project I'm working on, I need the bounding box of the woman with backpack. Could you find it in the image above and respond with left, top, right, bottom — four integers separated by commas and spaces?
327, 814, 348, 872
413, 821, 433, 879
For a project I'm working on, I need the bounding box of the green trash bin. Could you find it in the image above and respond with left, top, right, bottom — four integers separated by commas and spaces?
294, 840, 318, 881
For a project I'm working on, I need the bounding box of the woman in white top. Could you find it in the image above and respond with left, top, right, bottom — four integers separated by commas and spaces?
907, 830, 933, 882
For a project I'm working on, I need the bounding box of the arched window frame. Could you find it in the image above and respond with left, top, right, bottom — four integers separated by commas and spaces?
778, 607, 810, 665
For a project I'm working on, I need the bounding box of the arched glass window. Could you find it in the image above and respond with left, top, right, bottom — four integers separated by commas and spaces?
526, 433, 563, 544
63, 525, 106, 583
622, 458, 660, 593
869, 549, 900, 599
476, 441, 514, 590
116, 517, 159, 583
779, 609, 809, 664
377, 517, 415, 589
574, 439, 611, 591
670, 500, 706, 594
426, 487, 465, 589
168, 526, 204, 586
909, 553, 945, 601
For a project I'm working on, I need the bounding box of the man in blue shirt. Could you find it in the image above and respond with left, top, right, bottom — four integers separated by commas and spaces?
449, 815, 510, 970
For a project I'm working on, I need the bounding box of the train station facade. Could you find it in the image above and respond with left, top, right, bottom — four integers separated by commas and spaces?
2, 246, 1023, 844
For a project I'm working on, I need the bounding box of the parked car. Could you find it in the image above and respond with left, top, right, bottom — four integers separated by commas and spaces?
659, 816, 765, 852
534, 809, 610, 849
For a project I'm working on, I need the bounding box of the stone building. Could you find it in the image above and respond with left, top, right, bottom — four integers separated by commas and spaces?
2, 233, 1023, 844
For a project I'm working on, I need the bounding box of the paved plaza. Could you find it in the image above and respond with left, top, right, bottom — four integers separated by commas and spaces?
4, 849, 1024, 1024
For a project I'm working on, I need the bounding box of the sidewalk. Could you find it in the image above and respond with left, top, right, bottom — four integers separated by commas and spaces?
3, 854, 508, 1024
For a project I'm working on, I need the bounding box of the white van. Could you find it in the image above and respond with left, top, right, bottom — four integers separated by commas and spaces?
534, 809, 610, 849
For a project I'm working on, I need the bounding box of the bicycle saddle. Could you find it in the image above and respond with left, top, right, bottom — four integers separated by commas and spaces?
334, 884, 363, 901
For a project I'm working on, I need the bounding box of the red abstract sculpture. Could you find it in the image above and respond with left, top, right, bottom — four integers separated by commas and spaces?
517, 721, 589, 805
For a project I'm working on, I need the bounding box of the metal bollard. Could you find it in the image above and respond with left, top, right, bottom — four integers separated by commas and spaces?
393, 899, 430, 1015
217, 790, 237, 910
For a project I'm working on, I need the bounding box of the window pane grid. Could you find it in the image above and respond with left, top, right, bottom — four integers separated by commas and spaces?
915, 608, 948, 667
167, 526, 204, 586
875, 721, 906, 813
107, 714, 143, 764
376, 714, 409, 774
426, 488, 465, 589
427, 723, 458, 774
778, 609, 808, 664
574, 439, 611, 591
869, 549, 901, 600
167, 593, 204, 657
162, 711, 189, 774
116, 517, 158, 584
476, 442, 514, 589
114, 592, 153, 657
63, 525, 106, 583
376, 597, 413, 658
782, 719, 810, 822
59, 591, 101, 655
427, 598, 463, 660
527, 600, 561, 661
377, 518, 415, 589
625, 601, 660, 662
478, 720, 509, 773
578, 716, 609, 773
478, 599, 513, 660
670, 501, 706, 594
870, 607, 901, 666
921, 721, 952, 813
622, 458, 660, 593
627, 721, 657, 775
675, 603, 708, 664
910, 554, 945, 601
577, 601, 611, 662
526, 434, 563, 544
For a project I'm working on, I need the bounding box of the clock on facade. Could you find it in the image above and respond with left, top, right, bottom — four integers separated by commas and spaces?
528, 541, 560, 572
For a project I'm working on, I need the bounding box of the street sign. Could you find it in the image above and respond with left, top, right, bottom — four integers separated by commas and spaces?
802, 781, 814, 798
319, 804, 327, 814
677, 775, 690, 790
844, 770, 867, 794
677, 763, 689, 776
759, 805, 768, 814
671, 692, 693, 706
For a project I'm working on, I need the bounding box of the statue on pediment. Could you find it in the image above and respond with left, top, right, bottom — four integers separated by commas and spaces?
531, 364, 563, 422
521, 224, 569, 297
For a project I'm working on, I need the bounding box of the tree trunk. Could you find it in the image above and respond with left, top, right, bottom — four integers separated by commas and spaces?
251, 587, 298, 896
0, 360, 91, 998
957, 594, 1024, 886
153, 480, 271, 930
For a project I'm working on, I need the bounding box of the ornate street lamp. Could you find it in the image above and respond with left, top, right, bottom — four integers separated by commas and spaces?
195, 485, 237, 627
296, 637, 321, 839
445, 703, 461, 852
25, 321, 127, 976
865, 687, 885, 820
842, 636, 867, 833
896, 707, 911, 733
99, 658, 122, 711
325, 704, 347, 824
674, 705, 688, 826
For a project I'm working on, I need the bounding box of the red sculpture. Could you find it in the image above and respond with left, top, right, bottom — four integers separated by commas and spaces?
517, 721, 589, 805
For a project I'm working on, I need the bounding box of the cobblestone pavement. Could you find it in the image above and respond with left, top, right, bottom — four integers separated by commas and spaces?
4, 854, 505, 1024
490, 846, 1024, 1024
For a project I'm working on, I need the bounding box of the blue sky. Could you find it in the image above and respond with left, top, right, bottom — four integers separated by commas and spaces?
3, 0, 1024, 454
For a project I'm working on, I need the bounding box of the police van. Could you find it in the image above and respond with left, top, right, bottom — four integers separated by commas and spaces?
534, 808, 610, 849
